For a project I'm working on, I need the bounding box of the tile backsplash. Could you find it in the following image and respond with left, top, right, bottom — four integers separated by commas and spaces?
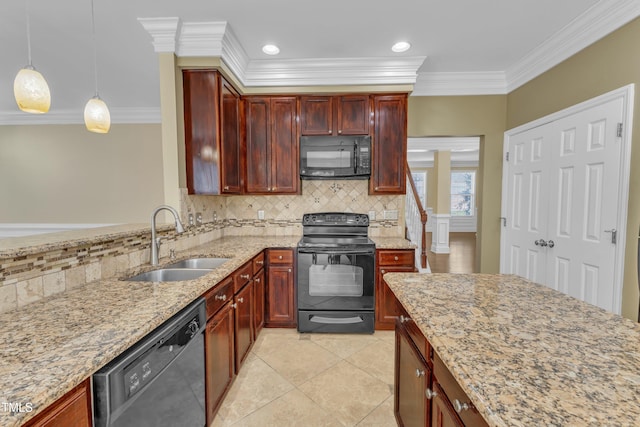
181, 179, 404, 237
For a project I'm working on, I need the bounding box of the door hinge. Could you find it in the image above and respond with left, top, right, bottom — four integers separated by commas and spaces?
617, 123, 623, 137
505, 152, 509, 162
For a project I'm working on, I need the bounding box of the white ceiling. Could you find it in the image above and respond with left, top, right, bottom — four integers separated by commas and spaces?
1, 0, 638, 124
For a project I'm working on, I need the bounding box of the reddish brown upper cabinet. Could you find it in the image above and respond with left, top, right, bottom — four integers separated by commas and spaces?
300, 95, 370, 136
183, 69, 242, 195
370, 94, 407, 194
245, 96, 299, 194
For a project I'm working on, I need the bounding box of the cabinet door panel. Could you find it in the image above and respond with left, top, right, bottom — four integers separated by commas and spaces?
245, 97, 271, 193
337, 95, 370, 135
220, 77, 242, 193
24, 379, 91, 427
395, 326, 430, 427
431, 382, 464, 427
205, 303, 235, 424
183, 70, 220, 194
270, 97, 298, 193
300, 96, 333, 135
234, 282, 254, 372
376, 266, 414, 330
253, 269, 265, 339
371, 94, 407, 194
266, 265, 296, 327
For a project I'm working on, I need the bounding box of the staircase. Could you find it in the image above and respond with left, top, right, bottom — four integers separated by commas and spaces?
405, 164, 430, 272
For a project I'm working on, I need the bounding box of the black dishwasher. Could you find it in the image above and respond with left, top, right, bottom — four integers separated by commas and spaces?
93, 298, 206, 427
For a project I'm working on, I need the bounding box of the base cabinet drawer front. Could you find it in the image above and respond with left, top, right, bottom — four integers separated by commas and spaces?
24, 378, 92, 427
268, 249, 294, 264
379, 250, 415, 266
205, 302, 235, 425
395, 322, 431, 427
205, 276, 234, 320
433, 353, 488, 427
233, 261, 253, 293
252, 251, 265, 274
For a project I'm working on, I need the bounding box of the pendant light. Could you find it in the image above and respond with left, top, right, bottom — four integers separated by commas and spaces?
13, 0, 51, 114
84, 0, 110, 133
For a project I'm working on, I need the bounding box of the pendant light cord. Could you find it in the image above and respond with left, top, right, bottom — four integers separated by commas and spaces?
90, 0, 99, 97
25, 0, 32, 66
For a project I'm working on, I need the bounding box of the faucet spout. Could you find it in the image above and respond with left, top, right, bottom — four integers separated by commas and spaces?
150, 205, 185, 265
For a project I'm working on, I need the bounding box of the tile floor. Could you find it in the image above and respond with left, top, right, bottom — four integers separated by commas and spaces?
212, 328, 397, 426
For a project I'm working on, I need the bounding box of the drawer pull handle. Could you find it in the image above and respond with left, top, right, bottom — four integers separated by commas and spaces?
215, 294, 227, 301
425, 388, 438, 399
240, 274, 251, 279
399, 315, 411, 323
415, 369, 425, 378
453, 399, 470, 413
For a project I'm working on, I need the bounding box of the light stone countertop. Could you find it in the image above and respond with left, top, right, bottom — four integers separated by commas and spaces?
384, 273, 640, 427
369, 236, 417, 250
0, 234, 414, 426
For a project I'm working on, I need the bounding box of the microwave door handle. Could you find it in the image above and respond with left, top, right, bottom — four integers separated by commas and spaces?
354, 143, 358, 174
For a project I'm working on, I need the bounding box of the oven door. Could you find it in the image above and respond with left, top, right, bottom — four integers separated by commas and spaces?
297, 247, 374, 311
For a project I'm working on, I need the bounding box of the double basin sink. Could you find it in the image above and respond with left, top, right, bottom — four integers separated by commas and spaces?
125, 257, 230, 282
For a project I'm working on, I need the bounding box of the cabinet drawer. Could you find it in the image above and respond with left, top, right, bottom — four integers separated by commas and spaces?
433, 352, 488, 427
396, 302, 429, 362
233, 261, 253, 293
252, 251, 265, 274
378, 250, 414, 266
268, 249, 293, 264
205, 277, 234, 320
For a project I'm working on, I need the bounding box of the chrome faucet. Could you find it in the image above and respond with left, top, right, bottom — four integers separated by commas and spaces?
150, 205, 185, 265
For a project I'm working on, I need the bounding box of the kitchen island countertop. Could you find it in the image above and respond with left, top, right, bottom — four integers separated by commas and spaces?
384, 273, 640, 427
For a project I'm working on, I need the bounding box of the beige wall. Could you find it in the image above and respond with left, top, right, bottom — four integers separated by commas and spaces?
0, 124, 164, 224
507, 17, 640, 321
408, 96, 508, 273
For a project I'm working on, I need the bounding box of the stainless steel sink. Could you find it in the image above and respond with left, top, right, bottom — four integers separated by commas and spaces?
166, 257, 231, 269
125, 268, 213, 282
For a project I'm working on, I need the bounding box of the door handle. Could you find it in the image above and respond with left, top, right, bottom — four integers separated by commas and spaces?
535, 239, 548, 247
604, 229, 617, 244
547, 240, 555, 248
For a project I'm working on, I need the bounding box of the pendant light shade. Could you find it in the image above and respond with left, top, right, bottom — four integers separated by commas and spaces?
14, 0, 50, 114
14, 66, 51, 113
85, 0, 110, 134
84, 96, 111, 133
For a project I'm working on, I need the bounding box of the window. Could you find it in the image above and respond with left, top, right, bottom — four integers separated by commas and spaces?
411, 171, 426, 208
451, 171, 475, 216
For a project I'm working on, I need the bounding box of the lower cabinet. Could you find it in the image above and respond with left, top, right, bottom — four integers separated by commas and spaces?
395, 304, 489, 427
265, 249, 296, 327
233, 281, 254, 372
23, 378, 92, 427
205, 299, 235, 423
376, 249, 416, 330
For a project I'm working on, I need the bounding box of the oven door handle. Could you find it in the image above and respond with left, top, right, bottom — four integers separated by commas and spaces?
309, 315, 364, 325
298, 248, 374, 255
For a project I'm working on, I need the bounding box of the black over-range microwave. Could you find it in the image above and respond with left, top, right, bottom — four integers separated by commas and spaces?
299, 135, 371, 179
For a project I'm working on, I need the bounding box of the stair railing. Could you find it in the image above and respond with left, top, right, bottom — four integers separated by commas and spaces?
405, 164, 428, 270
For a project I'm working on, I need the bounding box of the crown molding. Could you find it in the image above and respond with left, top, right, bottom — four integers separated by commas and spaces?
506, 0, 640, 92
0, 107, 161, 125
412, 71, 508, 96
137, 17, 181, 53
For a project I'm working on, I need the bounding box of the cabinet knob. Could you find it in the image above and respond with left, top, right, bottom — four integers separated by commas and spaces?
224, 185, 229, 190
328, 130, 332, 134
415, 369, 425, 378
453, 399, 470, 413
425, 388, 438, 399
278, 255, 283, 260
399, 315, 411, 323
240, 274, 250, 280
394, 256, 399, 261
256, 260, 264, 265
338, 130, 342, 134
255, 278, 261, 283
288, 268, 292, 273
231, 303, 237, 309
238, 297, 244, 303
381, 269, 386, 274
215, 294, 227, 301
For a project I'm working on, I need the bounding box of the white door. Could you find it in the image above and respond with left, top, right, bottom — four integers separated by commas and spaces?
501, 86, 634, 314
546, 98, 623, 311
503, 126, 552, 284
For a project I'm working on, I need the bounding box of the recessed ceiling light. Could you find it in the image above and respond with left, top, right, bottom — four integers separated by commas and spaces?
392, 41, 411, 53
262, 44, 280, 55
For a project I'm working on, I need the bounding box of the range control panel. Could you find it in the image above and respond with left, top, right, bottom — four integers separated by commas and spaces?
302, 212, 369, 226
